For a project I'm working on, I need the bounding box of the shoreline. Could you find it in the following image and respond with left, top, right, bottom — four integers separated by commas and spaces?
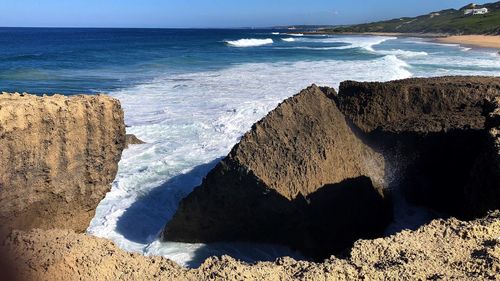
301, 31, 500, 50
434, 35, 500, 49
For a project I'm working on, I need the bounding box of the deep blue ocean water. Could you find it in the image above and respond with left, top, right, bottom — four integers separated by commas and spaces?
1, 28, 498, 94
1, 27, 499, 267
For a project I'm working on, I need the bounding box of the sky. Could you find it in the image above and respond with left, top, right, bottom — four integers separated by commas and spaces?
0, 0, 494, 28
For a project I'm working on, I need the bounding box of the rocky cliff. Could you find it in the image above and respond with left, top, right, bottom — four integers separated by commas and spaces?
163, 85, 391, 259
164, 76, 500, 261
336, 76, 500, 133
0, 93, 126, 235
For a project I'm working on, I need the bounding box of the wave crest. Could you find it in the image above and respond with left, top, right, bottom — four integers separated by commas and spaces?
282, 38, 295, 42
225, 38, 273, 47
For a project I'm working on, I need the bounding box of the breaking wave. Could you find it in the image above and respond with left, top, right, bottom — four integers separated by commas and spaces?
225, 38, 273, 47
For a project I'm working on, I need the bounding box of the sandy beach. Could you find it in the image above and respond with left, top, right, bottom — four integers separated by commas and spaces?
435, 35, 500, 49
304, 31, 500, 49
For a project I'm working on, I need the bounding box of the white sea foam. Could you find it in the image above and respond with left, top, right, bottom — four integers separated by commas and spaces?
281, 38, 295, 42
88, 55, 413, 267
377, 49, 429, 58
275, 46, 346, 50
288, 33, 304, 36
410, 54, 500, 76
271, 32, 280, 35
225, 38, 273, 47
299, 35, 397, 51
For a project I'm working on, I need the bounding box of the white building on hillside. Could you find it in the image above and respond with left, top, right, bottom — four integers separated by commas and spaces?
464, 7, 489, 15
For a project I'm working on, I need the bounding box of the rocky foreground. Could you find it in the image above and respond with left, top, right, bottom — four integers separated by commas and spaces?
1, 78, 500, 280
2, 211, 499, 281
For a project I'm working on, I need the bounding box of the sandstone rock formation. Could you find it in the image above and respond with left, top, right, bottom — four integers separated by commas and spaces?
164, 85, 391, 259
0, 93, 126, 235
335, 77, 500, 219
3, 211, 499, 281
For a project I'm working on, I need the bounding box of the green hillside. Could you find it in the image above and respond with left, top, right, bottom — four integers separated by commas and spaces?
323, 2, 500, 35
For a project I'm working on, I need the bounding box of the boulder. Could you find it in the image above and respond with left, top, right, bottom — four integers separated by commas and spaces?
125, 134, 145, 148
163, 85, 391, 259
0, 93, 126, 235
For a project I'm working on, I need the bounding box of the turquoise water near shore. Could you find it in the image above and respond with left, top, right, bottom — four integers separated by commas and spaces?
1, 28, 499, 267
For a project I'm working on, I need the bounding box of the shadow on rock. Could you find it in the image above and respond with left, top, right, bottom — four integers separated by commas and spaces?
165, 174, 392, 262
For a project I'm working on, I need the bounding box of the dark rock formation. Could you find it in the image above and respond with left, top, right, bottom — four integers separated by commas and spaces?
0, 93, 126, 235
125, 134, 145, 148
336, 76, 500, 218
163, 85, 391, 259
336, 76, 500, 133
465, 97, 500, 217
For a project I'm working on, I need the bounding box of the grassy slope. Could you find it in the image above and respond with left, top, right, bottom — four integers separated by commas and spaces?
324, 2, 500, 35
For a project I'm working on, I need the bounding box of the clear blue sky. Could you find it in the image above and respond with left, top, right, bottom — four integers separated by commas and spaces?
0, 0, 493, 28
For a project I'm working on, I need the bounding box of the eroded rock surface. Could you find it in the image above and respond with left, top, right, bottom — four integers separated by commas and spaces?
3, 211, 499, 281
336, 76, 500, 133
164, 85, 391, 259
0, 93, 125, 235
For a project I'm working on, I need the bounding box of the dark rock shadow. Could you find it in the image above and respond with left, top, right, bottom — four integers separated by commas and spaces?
115, 158, 223, 244
166, 175, 392, 263
367, 129, 491, 221
301, 176, 392, 259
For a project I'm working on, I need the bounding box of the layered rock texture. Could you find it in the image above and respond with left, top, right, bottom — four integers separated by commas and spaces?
0, 93, 126, 235
164, 76, 500, 260
164, 85, 391, 259
3, 211, 499, 281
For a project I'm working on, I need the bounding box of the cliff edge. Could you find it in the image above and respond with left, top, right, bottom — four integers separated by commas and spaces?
0, 93, 126, 235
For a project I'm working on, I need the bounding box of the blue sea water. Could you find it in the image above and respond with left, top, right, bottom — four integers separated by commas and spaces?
1, 28, 499, 267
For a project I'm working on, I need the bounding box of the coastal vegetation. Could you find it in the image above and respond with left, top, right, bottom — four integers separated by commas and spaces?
320, 2, 500, 35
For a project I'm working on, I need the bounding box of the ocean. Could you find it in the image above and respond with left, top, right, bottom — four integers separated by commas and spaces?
1, 27, 499, 267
